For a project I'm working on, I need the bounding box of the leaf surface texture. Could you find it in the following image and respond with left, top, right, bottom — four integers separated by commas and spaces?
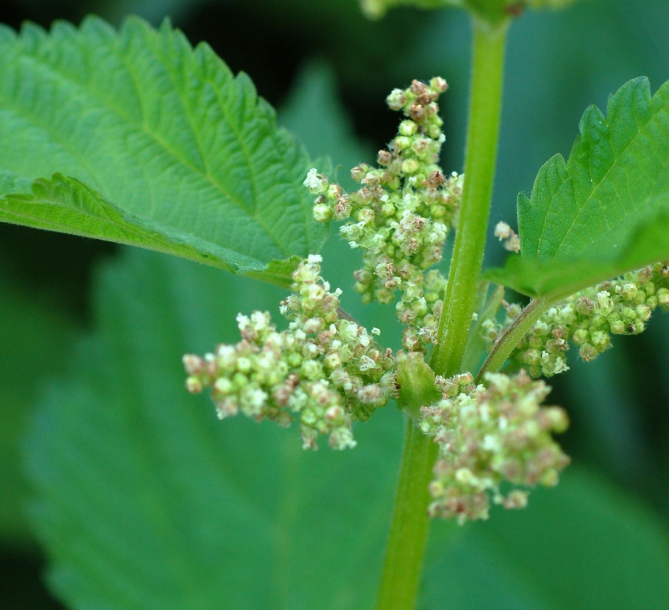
0, 18, 326, 285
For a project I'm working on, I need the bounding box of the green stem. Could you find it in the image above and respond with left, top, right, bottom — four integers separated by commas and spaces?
476, 296, 557, 381
375, 17, 509, 610
375, 417, 438, 610
431, 17, 508, 378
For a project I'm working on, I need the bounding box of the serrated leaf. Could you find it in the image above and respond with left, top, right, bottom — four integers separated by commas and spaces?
0, 173, 287, 281
24, 248, 402, 610
0, 17, 326, 286
487, 77, 669, 298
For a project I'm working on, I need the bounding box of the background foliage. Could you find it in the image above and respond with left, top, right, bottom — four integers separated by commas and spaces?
1, 0, 668, 607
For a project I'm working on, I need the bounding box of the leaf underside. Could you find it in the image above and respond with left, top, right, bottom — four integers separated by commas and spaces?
487, 77, 669, 298
0, 17, 326, 286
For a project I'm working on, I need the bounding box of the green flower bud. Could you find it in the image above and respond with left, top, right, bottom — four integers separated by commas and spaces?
401, 159, 420, 175
636, 304, 652, 322
658, 288, 669, 306
609, 319, 625, 334
185, 376, 203, 394
399, 119, 418, 136
386, 88, 407, 111
313, 203, 331, 222
214, 377, 234, 395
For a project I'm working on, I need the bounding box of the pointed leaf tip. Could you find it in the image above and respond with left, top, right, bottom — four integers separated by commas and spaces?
488, 76, 669, 298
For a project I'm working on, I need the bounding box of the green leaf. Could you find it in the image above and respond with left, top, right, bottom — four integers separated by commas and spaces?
424, 467, 669, 609
1, 173, 302, 282
280, 61, 371, 193
487, 77, 669, 298
24, 248, 402, 609
0, 273, 78, 548
0, 17, 326, 286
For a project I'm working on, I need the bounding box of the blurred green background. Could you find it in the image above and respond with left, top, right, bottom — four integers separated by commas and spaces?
1, 0, 668, 607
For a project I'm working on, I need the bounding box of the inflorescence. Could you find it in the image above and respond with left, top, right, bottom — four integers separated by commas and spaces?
183, 74, 669, 523
184, 255, 396, 450
420, 370, 570, 523
305, 77, 463, 353
483, 263, 669, 377
182, 78, 599, 524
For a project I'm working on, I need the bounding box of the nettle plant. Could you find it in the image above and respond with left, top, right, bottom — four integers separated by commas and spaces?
3, 0, 669, 608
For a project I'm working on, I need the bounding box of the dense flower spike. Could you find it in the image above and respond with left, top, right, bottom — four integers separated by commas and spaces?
305, 78, 462, 352
184, 256, 396, 450
420, 370, 570, 524
483, 263, 669, 377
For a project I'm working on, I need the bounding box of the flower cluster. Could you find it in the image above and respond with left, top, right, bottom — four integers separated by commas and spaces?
359, 1, 461, 23
483, 263, 669, 377
419, 370, 570, 524
493, 220, 520, 253
305, 78, 463, 352
359, 0, 580, 22
183, 256, 396, 450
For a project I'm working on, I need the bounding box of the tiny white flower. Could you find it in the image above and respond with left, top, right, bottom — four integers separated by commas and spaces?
304, 168, 328, 194
358, 355, 377, 371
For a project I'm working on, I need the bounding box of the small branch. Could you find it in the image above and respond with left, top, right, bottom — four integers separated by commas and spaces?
476, 295, 557, 381
336, 306, 359, 324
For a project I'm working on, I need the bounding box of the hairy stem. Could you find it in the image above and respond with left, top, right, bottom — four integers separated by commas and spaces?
476, 296, 557, 381
375, 17, 508, 610
375, 418, 439, 610
431, 17, 508, 378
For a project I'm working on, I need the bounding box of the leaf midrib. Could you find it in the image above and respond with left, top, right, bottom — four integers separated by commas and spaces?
3, 30, 294, 258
